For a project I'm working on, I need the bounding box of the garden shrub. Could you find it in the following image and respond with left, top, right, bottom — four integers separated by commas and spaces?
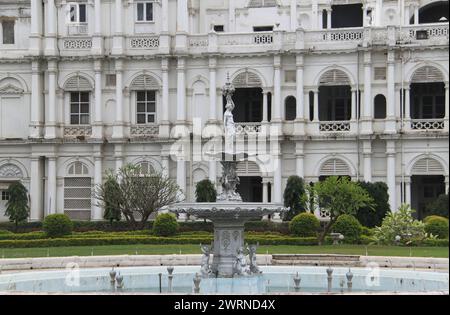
289, 213, 320, 237
356, 182, 390, 228
0, 229, 13, 235
361, 226, 374, 237
332, 214, 363, 242
42, 214, 73, 238
153, 213, 179, 236
424, 216, 449, 239
373, 204, 429, 245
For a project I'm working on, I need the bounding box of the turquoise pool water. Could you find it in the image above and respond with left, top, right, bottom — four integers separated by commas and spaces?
0, 266, 448, 294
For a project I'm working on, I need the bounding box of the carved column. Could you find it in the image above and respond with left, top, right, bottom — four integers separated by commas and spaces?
30, 157, 43, 221
92, 151, 103, 221
112, 59, 124, 139
386, 50, 396, 133
47, 157, 57, 216
208, 58, 217, 123
30, 61, 43, 138
159, 58, 170, 138
386, 141, 397, 211
92, 60, 103, 139
45, 60, 57, 139
363, 140, 372, 182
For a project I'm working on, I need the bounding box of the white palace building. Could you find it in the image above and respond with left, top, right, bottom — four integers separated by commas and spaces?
0, 0, 448, 222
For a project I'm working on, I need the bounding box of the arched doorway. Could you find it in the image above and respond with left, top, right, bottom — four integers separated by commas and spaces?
224, 71, 264, 124
410, 157, 446, 219
318, 69, 352, 122
411, 1, 449, 24
64, 161, 92, 220
236, 160, 263, 202
410, 66, 445, 130
0, 163, 24, 222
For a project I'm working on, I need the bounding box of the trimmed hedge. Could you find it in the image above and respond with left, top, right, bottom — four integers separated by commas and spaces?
153, 213, 179, 236
0, 235, 325, 248
43, 214, 73, 238
332, 214, 363, 243
0, 220, 291, 234
289, 213, 320, 237
424, 216, 449, 239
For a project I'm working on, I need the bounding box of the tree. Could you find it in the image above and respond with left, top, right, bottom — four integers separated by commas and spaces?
95, 164, 180, 230
195, 179, 217, 202
102, 177, 122, 225
356, 182, 390, 227
4, 182, 29, 232
283, 176, 306, 221
306, 176, 374, 245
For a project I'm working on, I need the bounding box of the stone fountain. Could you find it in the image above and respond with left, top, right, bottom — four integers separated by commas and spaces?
168, 76, 288, 278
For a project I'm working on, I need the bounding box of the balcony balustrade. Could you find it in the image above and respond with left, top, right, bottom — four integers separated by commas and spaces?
410, 119, 445, 131
50, 23, 448, 56
235, 122, 262, 136
130, 125, 159, 138
64, 126, 92, 138
319, 121, 351, 132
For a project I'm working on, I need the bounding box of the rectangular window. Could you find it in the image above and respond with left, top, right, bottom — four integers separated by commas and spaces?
2, 20, 15, 44
79, 4, 87, 23
70, 92, 90, 125
136, 91, 156, 124
253, 26, 273, 32
137, 2, 153, 22
213, 25, 225, 32
68, 3, 87, 23
1, 190, 9, 201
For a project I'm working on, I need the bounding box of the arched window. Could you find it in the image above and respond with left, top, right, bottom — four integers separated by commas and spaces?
136, 161, 155, 175
318, 69, 352, 121
64, 75, 93, 126
410, 66, 445, 120
374, 94, 387, 119
285, 96, 296, 121
64, 161, 92, 220
130, 74, 159, 125
414, 1, 449, 24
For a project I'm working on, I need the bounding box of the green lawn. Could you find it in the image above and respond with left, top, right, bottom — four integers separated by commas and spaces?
0, 244, 448, 259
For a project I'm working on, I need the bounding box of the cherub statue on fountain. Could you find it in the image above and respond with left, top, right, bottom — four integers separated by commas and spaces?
233, 246, 251, 276
200, 243, 213, 278
247, 243, 262, 274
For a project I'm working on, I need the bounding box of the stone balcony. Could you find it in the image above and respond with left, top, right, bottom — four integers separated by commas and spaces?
51, 23, 448, 57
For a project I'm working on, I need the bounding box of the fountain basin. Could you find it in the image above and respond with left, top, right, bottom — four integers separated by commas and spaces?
0, 266, 447, 294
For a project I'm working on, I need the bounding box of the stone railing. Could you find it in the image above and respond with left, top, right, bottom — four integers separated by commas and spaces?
54, 23, 448, 56
217, 32, 274, 46
61, 37, 92, 50
130, 125, 159, 137
64, 126, 92, 138
188, 35, 209, 47
128, 36, 160, 49
398, 23, 449, 44
410, 119, 445, 130
319, 121, 351, 132
235, 122, 262, 135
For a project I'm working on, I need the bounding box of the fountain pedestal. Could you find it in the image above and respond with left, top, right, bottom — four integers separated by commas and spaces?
168, 202, 287, 278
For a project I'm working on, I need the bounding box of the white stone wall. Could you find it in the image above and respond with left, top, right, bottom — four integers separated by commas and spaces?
0, 0, 448, 221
